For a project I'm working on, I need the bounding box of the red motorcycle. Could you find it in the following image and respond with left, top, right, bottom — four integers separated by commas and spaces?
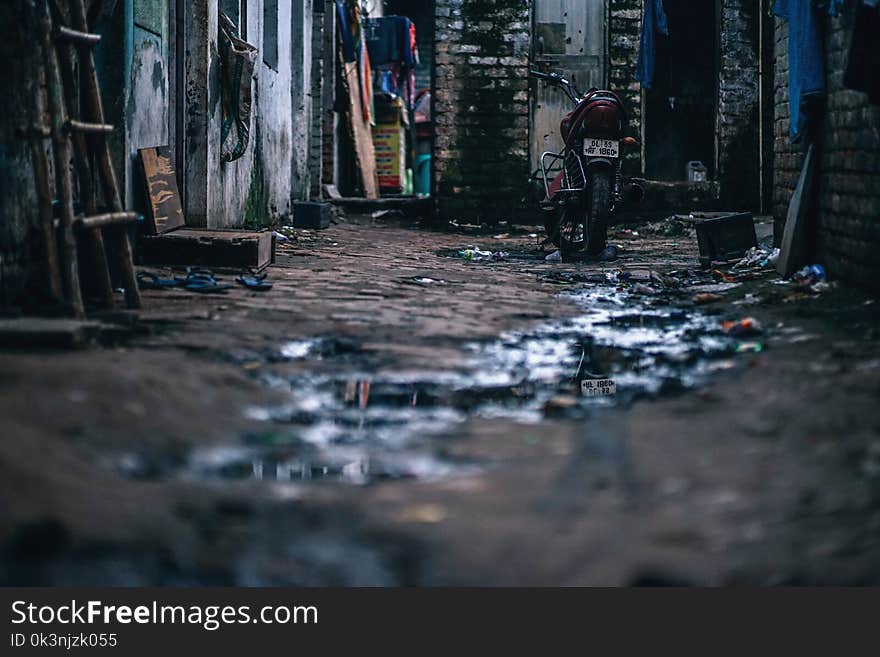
529, 70, 637, 256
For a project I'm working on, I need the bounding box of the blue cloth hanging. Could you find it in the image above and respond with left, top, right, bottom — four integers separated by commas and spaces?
774, 0, 826, 141
335, 0, 356, 63
636, 0, 669, 89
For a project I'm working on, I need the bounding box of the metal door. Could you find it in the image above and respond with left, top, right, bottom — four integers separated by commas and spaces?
530, 0, 606, 164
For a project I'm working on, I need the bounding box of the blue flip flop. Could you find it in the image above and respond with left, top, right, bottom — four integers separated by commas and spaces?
236, 272, 273, 291
137, 271, 181, 290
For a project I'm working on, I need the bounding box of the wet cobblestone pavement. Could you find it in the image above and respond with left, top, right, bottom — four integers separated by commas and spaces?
1, 215, 879, 585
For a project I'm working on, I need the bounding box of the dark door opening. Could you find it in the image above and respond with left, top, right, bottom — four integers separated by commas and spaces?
645, 0, 717, 181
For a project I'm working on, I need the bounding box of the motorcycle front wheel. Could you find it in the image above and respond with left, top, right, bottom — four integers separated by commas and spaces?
545, 200, 588, 254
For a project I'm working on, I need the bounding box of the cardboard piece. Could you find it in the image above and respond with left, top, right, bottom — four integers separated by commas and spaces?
138, 146, 185, 235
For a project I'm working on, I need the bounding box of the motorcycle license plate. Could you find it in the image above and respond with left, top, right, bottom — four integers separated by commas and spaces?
584, 139, 619, 158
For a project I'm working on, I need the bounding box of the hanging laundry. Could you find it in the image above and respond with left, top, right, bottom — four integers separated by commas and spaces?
364, 16, 419, 107
636, 0, 669, 90
844, 0, 880, 104
774, 0, 826, 141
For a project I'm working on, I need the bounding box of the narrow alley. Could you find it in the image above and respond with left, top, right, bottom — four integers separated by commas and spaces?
1, 1, 879, 588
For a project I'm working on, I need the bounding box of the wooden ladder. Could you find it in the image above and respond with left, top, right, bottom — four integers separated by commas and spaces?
35, 0, 141, 317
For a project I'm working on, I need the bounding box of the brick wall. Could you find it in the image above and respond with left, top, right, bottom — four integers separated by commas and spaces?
774, 7, 880, 289
609, 0, 643, 175
309, 0, 325, 198
433, 0, 531, 223
717, 0, 760, 210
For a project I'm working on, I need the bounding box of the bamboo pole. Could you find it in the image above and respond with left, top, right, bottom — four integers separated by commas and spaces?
38, 0, 84, 317
55, 30, 114, 308
69, 0, 141, 309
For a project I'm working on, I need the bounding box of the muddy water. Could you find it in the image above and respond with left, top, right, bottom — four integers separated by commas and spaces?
183, 285, 746, 486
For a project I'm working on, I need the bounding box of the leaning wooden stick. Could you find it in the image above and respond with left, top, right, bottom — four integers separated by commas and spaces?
38, 0, 84, 317
54, 23, 115, 308
68, 0, 141, 309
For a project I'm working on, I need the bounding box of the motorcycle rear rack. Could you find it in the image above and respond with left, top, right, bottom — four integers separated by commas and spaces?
539, 150, 587, 199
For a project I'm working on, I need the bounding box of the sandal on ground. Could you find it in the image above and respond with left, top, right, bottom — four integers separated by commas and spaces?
235, 272, 272, 291
137, 271, 181, 290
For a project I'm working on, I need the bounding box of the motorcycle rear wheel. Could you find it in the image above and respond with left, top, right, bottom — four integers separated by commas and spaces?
586, 170, 611, 255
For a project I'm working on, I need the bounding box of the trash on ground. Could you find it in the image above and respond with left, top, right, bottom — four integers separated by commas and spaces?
734, 245, 780, 269
722, 317, 763, 337
693, 292, 723, 305
735, 342, 764, 354
545, 250, 562, 263
459, 247, 509, 262
793, 264, 827, 286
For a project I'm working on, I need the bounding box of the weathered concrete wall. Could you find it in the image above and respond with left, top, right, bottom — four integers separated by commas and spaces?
433, 0, 531, 223
774, 8, 880, 290
186, 0, 306, 228
254, 0, 295, 224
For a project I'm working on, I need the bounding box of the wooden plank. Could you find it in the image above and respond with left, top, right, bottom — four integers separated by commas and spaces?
0, 318, 100, 349
340, 59, 378, 199
138, 146, 185, 235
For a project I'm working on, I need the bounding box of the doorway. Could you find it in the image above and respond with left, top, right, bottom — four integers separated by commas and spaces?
644, 0, 717, 181
530, 0, 607, 164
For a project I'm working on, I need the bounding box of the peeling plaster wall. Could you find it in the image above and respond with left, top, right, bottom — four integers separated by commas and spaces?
185, 0, 305, 229
254, 0, 295, 224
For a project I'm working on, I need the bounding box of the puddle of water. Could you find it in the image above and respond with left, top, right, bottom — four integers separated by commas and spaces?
177, 285, 748, 487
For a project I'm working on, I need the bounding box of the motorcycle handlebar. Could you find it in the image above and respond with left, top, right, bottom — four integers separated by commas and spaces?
529, 70, 555, 81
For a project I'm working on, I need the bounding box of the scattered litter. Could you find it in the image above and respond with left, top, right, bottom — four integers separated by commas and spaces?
545, 250, 562, 263
735, 342, 764, 354
722, 317, 763, 337
793, 264, 827, 286
690, 282, 740, 294
272, 230, 291, 243
459, 247, 508, 262
732, 293, 761, 305
734, 245, 780, 269
692, 292, 723, 305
